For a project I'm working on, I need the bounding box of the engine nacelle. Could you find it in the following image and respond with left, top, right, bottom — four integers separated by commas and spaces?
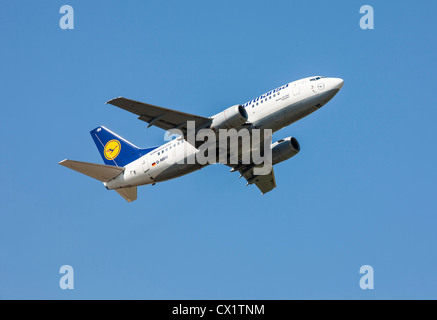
210, 105, 248, 131
271, 137, 301, 165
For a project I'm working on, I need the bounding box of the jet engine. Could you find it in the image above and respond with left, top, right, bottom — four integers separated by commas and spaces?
210, 105, 248, 131
271, 137, 300, 165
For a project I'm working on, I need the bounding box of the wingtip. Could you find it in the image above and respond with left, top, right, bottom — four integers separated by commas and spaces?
58, 159, 68, 165
106, 96, 124, 105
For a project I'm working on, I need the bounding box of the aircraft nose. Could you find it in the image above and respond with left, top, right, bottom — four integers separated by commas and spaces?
332, 78, 344, 90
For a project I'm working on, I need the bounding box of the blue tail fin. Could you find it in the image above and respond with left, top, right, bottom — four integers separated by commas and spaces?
90, 126, 157, 167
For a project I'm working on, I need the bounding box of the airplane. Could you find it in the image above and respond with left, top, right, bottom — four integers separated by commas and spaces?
59, 76, 344, 202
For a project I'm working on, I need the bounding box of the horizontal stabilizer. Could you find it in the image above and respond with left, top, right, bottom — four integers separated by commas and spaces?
115, 186, 137, 202
59, 159, 124, 182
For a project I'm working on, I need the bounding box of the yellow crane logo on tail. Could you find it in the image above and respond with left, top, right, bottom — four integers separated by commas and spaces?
104, 139, 121, 160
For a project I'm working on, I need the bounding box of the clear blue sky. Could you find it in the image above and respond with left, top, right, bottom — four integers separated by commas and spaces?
1, 0, 436, 299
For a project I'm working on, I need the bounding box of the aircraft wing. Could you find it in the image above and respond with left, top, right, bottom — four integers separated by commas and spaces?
222, 127, 276, 194
106, 97, 211, 133
238, 165, 277, 195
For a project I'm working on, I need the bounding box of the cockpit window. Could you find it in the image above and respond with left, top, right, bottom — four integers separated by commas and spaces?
310, 76, 326, 81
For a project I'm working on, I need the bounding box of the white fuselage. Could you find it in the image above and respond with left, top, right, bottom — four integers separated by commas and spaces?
105, 76, 344, 190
